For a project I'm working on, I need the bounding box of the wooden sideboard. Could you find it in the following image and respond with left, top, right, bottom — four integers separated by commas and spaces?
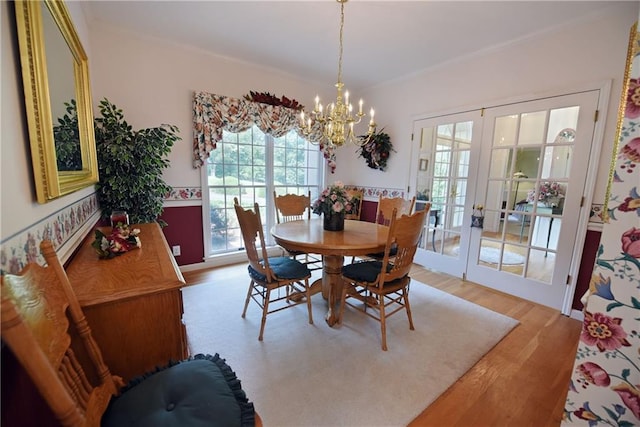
66, 222, 188, 382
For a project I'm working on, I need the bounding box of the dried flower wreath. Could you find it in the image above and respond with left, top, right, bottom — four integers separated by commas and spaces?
243, 91, 304, 111
358, 129, 395, 171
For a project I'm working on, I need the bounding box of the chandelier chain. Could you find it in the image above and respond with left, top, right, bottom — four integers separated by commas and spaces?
337, 0, 344, 86
300, 0, 377, 149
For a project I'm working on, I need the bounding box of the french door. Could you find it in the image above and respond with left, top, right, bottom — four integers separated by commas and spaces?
412, 111, 482, 278
411, 91, 600, 310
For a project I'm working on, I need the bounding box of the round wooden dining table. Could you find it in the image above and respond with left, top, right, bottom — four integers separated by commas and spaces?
271, 218, 389, 326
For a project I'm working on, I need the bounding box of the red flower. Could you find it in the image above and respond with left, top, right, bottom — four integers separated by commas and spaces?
581, 311, 631, 352
574, 406, 599, 421
576, 362, 611, 386
621, 137, 640, 162
626, 78, 640, 119
618, 196, 640, 212
621, 227, 640, 257
612, 383, 640, 419
92, 224, 141, 259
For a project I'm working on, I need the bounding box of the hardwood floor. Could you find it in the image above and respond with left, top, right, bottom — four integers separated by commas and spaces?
183, 262, 582, 427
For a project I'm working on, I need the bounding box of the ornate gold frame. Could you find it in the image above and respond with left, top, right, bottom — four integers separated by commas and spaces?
15, 0, 98, 203
602, 22, 639, 222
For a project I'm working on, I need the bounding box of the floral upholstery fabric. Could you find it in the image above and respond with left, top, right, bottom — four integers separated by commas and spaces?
562, 23, 640, 426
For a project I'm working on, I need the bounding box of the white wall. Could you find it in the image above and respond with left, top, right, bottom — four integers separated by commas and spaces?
1, 1, 96, 240
88, 22, 334, 191
337, 3, 638, 202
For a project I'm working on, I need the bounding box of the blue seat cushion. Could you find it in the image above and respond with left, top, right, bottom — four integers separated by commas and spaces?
366, 244, 397, 260
342, 261, 392, 283
102, 354, 254, 427
248, 256, 310, 282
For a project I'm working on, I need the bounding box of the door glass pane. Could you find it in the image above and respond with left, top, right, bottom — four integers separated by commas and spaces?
514, 147, 541, 178
489, 148, 511, 179
432, 178, 448, 205
477, 239, 527, 275
438, 123, 453, 138
519, 111, 546, 146
526, 248, 554, 282
547, 106, 579, 143
493, 115, 518, 146
455, 122, 472, 148
434, 151, 451, 175
450, 205, 464, 228
542, 145, 572, 180
443, 231, 461, 256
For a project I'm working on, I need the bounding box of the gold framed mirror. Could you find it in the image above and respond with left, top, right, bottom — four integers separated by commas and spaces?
15, 0, 98, 204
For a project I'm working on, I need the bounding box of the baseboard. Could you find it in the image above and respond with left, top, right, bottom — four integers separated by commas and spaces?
179, 246, 286, 273
569, 309, 585, 322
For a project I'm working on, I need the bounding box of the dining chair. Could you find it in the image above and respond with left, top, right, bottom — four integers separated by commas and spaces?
234, 197, 314, 341
375, 195, 416, 225
339, 207, 429, 351
1, 240, 259, 427
356, 195, 417, 263
344, 188, 364, 220
273, 190, 311, 223
273, 191, 322, 271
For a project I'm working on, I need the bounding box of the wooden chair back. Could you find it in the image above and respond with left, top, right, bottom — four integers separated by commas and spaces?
376, 195, 416, 225
345, 189, 364, 220
234, 197, 276, 282
1, 240, 122, 427
272, 191, 322, 270
379, 205, 430, 283
273, 191, 311, 223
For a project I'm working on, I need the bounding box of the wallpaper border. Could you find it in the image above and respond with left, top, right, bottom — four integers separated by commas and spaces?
0, 193, 99, 275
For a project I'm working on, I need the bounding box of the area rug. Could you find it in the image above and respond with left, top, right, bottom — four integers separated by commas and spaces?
454, 246, 525, 265
182, 275, 519, 427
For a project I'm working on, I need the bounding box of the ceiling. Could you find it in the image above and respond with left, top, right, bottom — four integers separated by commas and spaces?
83, 1, 620, 90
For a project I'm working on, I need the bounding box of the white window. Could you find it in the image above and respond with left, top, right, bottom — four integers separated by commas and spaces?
202, 125, 323, 258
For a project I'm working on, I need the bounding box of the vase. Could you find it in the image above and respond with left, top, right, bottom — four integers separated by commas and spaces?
110, 210, 129, 227
323, 212, 345, 231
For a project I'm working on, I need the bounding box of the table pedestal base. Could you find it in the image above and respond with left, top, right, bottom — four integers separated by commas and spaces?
322, 255, 344, 326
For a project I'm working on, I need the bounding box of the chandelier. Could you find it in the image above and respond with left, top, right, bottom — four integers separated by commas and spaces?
300, 0, 376, 148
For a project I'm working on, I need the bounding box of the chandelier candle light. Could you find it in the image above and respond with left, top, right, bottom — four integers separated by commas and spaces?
300, 0, 376, 148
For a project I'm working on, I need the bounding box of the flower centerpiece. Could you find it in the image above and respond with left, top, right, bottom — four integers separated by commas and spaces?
526, 181, 565, 207
92, 223, 142, 259
312, 181, 359, 231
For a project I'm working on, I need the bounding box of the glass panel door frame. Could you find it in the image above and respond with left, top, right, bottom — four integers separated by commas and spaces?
410, 111, 483, 278
466, 90, 601, 311
409, 85, 608, 314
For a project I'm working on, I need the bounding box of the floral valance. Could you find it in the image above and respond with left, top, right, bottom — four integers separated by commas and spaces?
193, 91, 336, 172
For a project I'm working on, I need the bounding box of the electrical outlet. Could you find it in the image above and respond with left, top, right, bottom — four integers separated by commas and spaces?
172, 245, 181, 256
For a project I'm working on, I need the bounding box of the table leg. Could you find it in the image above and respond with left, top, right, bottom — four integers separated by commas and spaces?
432, 211, 439, 252
322, 254, 344, 326
432, 228, 436, 251
545, 217, 554, 257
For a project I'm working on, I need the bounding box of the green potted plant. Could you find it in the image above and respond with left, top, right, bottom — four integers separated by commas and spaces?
52, 99, 83, 171
94, 98, 180, 225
